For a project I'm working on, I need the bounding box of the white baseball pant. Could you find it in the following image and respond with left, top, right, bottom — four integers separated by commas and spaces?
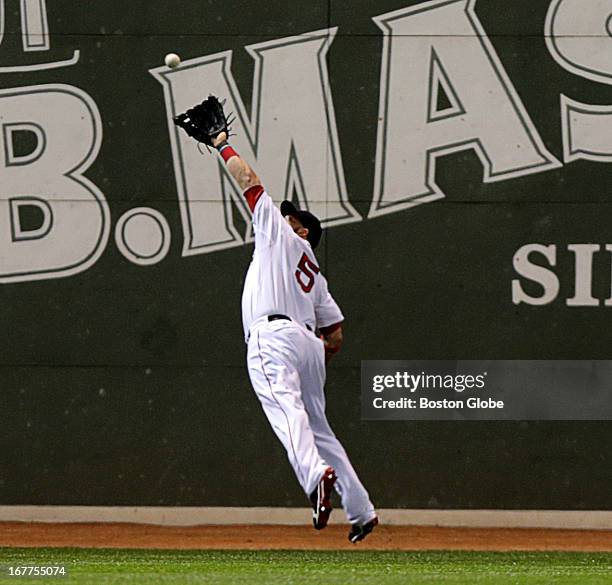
247, 318, 376, 525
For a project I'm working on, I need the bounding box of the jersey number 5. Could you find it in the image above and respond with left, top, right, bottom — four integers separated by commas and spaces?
295, 253, 320, 293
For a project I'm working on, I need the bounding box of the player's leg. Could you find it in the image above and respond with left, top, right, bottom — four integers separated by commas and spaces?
300, 332, 377, 526
247, 323, 329, 497
311, 416, 376, 526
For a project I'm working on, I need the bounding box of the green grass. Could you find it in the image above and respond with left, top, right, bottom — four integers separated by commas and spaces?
0, 549, 610, 584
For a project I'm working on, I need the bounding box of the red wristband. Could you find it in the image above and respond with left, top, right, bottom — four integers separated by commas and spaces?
219, 145, 238, 163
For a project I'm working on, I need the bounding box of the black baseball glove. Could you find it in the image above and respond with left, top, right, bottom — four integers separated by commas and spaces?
173, 95, 234, 146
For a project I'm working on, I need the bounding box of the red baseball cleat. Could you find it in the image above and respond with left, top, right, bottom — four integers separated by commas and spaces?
309, 467, 337, 530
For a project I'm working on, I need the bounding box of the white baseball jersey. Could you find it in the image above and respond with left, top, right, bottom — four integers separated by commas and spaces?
241, 188, 343, 341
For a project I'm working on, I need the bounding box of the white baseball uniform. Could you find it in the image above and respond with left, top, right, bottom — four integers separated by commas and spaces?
242, 185, 376, 525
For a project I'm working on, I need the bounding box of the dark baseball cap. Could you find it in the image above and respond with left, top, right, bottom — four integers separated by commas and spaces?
280, 200, 323, 249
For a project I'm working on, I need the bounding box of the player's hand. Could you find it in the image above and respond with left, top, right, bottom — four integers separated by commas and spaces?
322, 328, 343, 364
212, 131, 228, 148
320, 335, 333, 364
173, 95, 234, 147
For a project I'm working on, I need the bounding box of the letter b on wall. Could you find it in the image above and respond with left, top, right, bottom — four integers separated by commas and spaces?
0, 85, 109, 284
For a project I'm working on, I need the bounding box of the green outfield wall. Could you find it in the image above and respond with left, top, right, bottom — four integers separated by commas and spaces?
1, 0, 611, 509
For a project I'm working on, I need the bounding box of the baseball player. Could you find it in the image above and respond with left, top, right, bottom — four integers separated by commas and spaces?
174, 96, 378, 542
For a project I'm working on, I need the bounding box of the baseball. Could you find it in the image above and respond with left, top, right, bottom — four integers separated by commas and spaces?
164, 53, 181, 69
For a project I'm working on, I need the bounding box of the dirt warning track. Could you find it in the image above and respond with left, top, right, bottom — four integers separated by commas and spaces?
1, 523, 611, 551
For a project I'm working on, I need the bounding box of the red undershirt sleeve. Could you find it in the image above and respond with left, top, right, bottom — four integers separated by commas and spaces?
243, 185, 264, 213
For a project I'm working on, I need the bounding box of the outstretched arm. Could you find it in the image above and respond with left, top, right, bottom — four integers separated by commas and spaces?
173, 97, 266, 212
212, 131, 261, 192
